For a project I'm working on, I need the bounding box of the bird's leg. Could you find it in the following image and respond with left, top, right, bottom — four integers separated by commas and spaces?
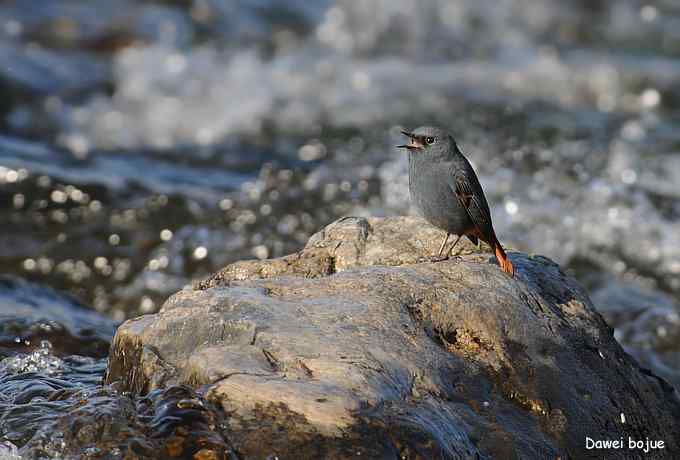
422, 233, 450, 262
446, 234, 463, 257
437, 233, 450, 257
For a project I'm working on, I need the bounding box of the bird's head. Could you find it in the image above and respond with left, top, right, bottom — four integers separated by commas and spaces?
397, 126, 455, 159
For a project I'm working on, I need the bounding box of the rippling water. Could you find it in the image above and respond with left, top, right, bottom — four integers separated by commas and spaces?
1, 0, 680, 456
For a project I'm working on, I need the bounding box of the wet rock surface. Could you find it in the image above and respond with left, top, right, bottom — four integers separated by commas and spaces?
16, 384, 235, 460
107, 216, 680, 459
0, 278, 233, 459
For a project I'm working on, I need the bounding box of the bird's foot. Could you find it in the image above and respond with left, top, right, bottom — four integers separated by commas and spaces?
418, 254, 450, 263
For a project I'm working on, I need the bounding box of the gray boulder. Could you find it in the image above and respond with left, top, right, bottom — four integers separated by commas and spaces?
106, 216, 680, 459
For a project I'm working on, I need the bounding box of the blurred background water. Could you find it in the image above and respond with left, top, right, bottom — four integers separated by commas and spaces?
1, 0, 680, 457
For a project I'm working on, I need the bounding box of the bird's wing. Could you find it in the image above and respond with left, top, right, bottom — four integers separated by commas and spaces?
450, 170, 493, 241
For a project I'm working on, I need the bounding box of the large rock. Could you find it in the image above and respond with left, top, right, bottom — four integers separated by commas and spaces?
106, 217, 680, 459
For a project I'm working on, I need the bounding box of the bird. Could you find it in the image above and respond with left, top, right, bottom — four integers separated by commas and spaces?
397, 126, 514, 276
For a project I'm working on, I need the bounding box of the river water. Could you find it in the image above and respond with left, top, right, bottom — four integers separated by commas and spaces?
1, 0, 680, 457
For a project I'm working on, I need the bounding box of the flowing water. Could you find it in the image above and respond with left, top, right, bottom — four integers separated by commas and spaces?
1, 0, 680, 457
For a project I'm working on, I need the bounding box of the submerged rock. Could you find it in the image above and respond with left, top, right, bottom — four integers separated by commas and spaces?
107, 216, 680, 459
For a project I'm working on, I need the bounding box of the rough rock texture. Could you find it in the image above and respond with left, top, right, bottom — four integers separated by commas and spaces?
106, 216, 680, 459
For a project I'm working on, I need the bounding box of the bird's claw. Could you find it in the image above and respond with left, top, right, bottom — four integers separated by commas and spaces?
418, 254, 450, 263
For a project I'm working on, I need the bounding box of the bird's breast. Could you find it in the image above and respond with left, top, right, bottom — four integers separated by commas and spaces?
408, 158, 471, 234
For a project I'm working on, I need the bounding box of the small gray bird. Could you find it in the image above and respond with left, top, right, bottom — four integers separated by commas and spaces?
398, 126, 514, 276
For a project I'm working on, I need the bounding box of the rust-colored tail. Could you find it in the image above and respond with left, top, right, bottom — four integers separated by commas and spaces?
490, 234, 514, 276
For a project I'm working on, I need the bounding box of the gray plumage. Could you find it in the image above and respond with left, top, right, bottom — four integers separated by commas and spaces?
408, 127, 489, 244
399, 126, 514, 275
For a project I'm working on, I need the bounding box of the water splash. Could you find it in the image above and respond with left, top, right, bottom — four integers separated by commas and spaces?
0, 441, 21, 460
0, 340, 63, 376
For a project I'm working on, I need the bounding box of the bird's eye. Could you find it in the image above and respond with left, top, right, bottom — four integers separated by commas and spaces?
425, 136, 435, 145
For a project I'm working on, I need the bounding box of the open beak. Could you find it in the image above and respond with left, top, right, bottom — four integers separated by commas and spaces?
397, 130, 423, 151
